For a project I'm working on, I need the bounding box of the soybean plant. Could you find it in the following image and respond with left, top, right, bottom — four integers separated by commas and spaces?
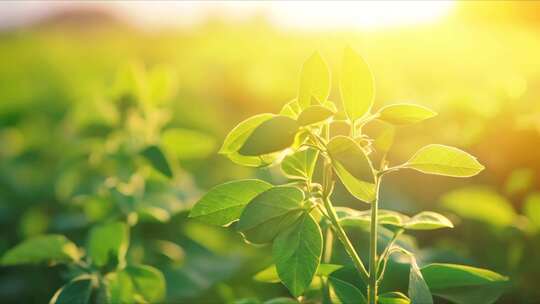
190, 49, 508, 304
0, 65, 191, 304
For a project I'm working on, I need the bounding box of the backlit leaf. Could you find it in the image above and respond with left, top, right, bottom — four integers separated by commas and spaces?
280, 99, 303, 119
328, 276, 367, 304
298, 52, 330, 109
404, 211, 453, 230
1, 234, 81, 266
125, 264, 166, 303
379, 292, 411, 304
105, 271, 134, 304
327, 136, 376, 202
254, 264, 342, 283
240, 211, 304, 245
340, 47, 374, 121
336, 207, 408, 229
227, 151, 281, 168
220, 113, 275, 154
189, 179, 273, 226
220, 113, 277, 167
272, 213, 322, 296
377, 104, 436, 125
408, 258, 433, 304
87, 221, 129, 268
281, 147, 319, 180
405, 144, 484, 177
237, 186, 304, 244
421, 263, 508, 304
372, 122, 395, 153
239, 116, 299, 156
297, 105, 334, 126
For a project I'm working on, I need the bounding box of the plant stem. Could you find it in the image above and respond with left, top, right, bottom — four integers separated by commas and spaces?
319, 123, 371, 285
368, 176, 382, 304
321, 227, 334, 304
324, 227, 334, 263
323, 195, 369, 284
321, 159, 369, 284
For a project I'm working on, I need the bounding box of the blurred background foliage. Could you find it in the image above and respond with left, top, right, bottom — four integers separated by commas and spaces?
1, 1, 540, 303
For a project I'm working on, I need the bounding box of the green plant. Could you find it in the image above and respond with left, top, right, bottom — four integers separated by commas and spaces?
190, 48, 509, 304
0, 64, 209, 304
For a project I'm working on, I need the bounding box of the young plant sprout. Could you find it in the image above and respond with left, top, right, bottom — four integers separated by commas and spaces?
190, 48, 509, 304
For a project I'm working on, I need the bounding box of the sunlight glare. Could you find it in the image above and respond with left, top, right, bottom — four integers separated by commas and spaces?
266, 1, 455, 30
116, 1, 455, 31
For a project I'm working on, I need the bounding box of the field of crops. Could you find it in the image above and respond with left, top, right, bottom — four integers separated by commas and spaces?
1, 2, 540, 304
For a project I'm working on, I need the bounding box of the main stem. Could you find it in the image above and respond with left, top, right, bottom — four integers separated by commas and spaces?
321, 157, 369, 284
319, 124, 372, 286
321, 228, 334, 304
368, 177, 382, 304
323, 195, 369, 283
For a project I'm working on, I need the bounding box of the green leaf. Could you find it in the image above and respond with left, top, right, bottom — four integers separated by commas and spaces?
227, 151, 281, 168
254, 265, 282, 283
281, 99, 337, 120
105, 271, 134, 304
441, 187, 516, 227
377, 104, 437, 125
297, 105, 334, 126
421, 263, 508, 304
49, 275, 94, 304
254, 264, 343, 283
317, 264, 344, 277
189, 179, 273, 226
327, 136, 376, 202
272, 213, 322, 297
379, 292, 411, 304
141, 145, 173, 178
524, 193, 540, 229
336, 207, 408, 229
280, 99, 303, 119
238, 116, 298, 156
87, 222, 129, 268
372, 122, 395, 153
125, 264, 166, 303
298, 52, 330, 109
337, 208, 451, 231
237, 186, 304, 244
340, 46, 374, 121
1, 234, 81, 266
404, 211, 453, 230
408, 258, 433, 304
281, 148, 319, 180
404, 144, 484, 177
220, 113, 277, 167
328, 276, 367, 304
161, 128, 216, 159
220, 113, 275, 154
240, 211, 304, 245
